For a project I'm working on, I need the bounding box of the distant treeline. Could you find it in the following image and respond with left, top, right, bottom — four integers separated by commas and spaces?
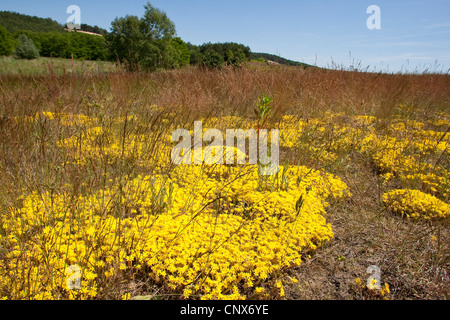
0, 7, 308, 69
0, 11, 108, 36
16, 31, 108, 60
188, 42, 251, 69
0, 11, 108, 60
0, 11, 65, 33
0, 26, 107, 60
105, 3, 253, 71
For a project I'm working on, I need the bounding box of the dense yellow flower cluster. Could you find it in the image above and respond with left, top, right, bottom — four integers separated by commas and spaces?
279, 112, 449, 200
360, 121, 449, 198
0, 166, 348, 299
2, 107, 447, 300
383, 189, 450, 221
0, 111, 352, 300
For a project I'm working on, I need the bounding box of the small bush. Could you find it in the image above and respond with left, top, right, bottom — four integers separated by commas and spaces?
200, 50, 224, 69
14, 34, 40, 60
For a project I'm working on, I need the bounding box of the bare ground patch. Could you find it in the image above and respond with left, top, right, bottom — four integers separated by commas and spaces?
286, 152, 449, 300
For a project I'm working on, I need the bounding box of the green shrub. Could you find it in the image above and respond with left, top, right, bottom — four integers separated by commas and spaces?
200, 50, 224, 69
14, 34, 39, 59
188, 42, 250, 69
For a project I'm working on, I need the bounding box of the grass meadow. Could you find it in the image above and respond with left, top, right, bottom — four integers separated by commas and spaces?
0, 56, 119, 76
0, 60, 448, 300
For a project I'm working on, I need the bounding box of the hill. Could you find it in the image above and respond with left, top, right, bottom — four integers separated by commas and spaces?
251, 52, 313, 68
0, 11, 65, 33
0, 11, 312, 69
64, 23, 108, 36
0, 11, 107, 36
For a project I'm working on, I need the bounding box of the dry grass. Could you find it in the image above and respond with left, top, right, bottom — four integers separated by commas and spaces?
286, 152, 449, 300
0, 56, 118, 76
0, 61, 449, 300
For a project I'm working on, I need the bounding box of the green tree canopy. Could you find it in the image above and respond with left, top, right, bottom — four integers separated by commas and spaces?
140, 3, 175, 40
188, 42, 251, 69
107, 15, 143, 69
14, 31, 107, 60
170, 37, 191, 67
107, 2, 181, 71
0, 24, 14, 56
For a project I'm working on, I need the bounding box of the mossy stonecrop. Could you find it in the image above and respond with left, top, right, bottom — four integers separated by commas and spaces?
1, 110, 351, 300
3, 107, 448, 300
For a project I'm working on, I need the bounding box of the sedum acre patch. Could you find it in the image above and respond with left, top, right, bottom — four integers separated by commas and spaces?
1, 110, 352, 300
2, 107, 448, 300
382, 189, 450, 221
0, 165, 349, 300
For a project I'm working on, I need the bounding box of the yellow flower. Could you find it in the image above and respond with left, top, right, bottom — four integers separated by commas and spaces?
1, 112, 358, 300
383, 189, 450, 220
367, 278, 379, 290
255, 287, 265, 294
279, 287, 285, 297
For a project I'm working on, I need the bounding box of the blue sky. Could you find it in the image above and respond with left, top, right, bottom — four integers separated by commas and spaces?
1, 0, 450, 72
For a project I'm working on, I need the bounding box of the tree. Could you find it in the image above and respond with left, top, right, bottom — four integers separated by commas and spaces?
107, 2, 179, 71
226, 48, 246, 68
0, 24, 14, 56
170, 37, 190, 67
200, 50, 224, 69
188, 42, 250, 69
108, 15, 144, 70
140, 2, 175, 40
14, 34, 39, 59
